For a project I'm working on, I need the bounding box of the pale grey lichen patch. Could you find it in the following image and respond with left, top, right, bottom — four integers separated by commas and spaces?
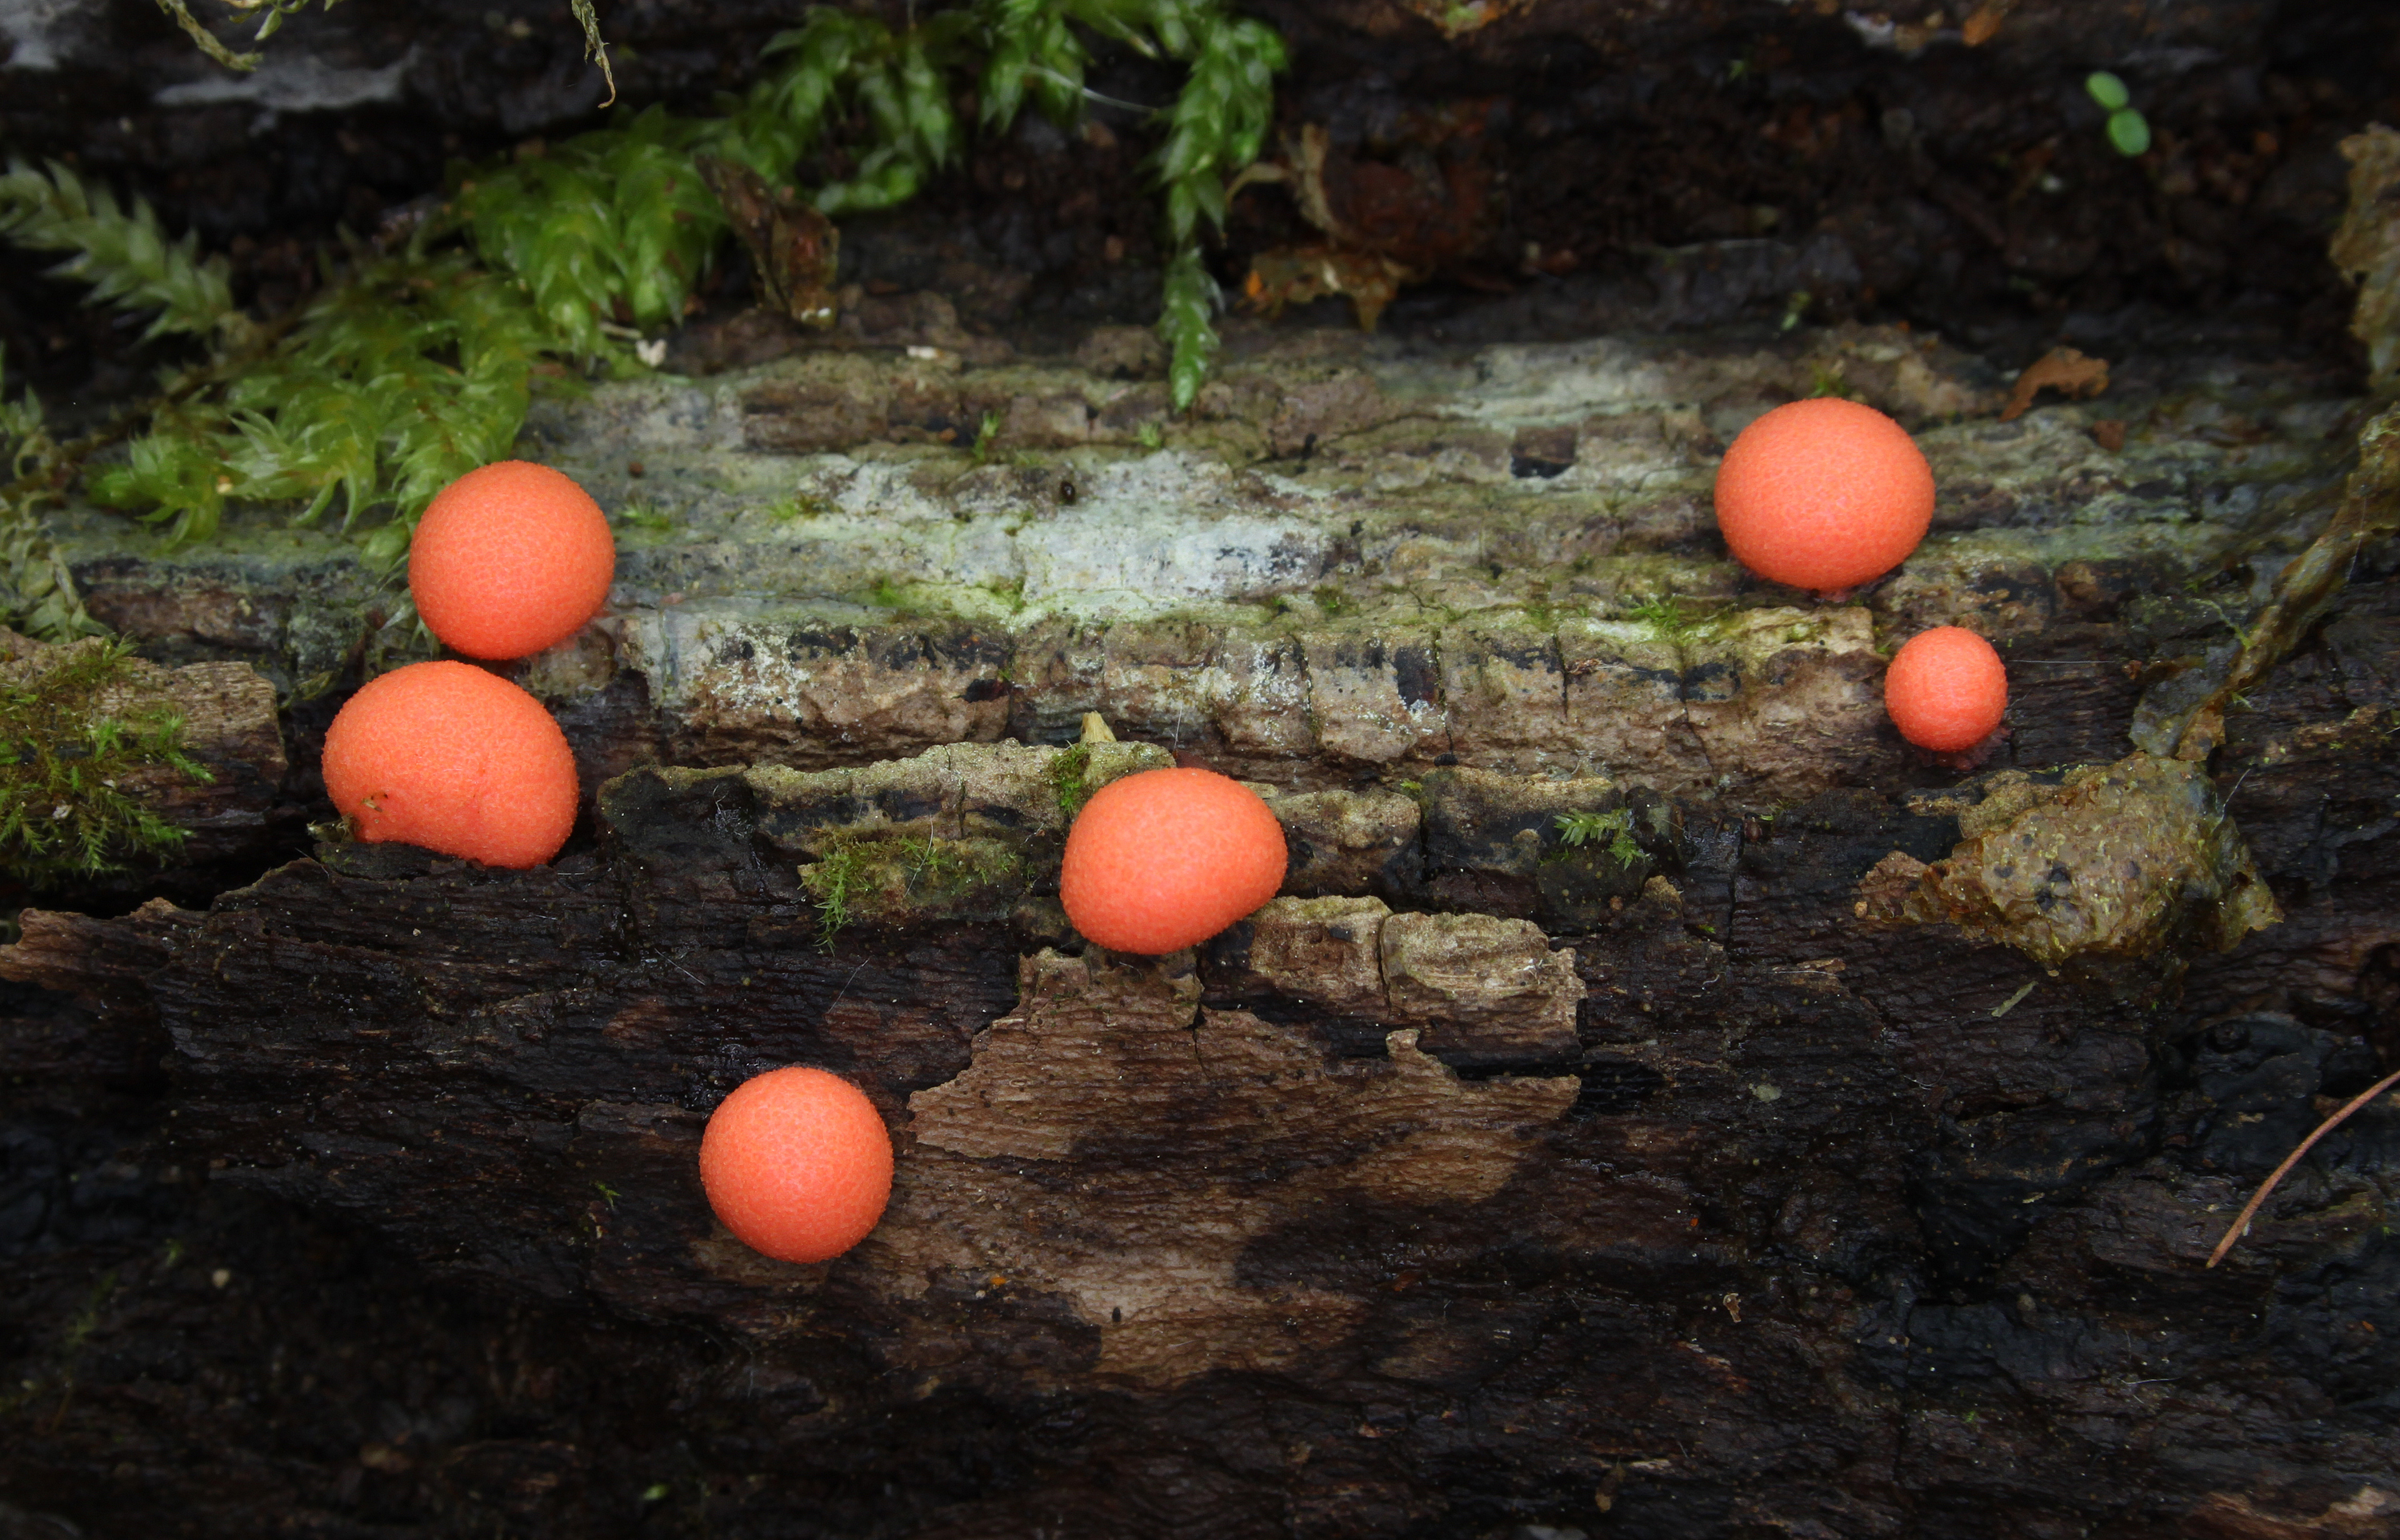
0, 0, 83, 70
50, 318, 2366, 805
613, 600, 1013, 767
154, 49, 414, 114
1015, 501, 1331, 610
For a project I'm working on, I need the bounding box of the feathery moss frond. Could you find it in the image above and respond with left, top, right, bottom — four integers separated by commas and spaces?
1160, 243, 1219, 414
90, 250, 542, 553
0, 161, 239, 342
0, 346, 97, 642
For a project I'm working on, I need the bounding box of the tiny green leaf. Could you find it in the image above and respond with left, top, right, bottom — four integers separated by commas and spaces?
2106, 107, 2151, 157
2084, 70, 2130, 111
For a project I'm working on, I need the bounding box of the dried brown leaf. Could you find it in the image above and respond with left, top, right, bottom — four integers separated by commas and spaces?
1999, 346, 2109, 422
1961, 2, 2013, 46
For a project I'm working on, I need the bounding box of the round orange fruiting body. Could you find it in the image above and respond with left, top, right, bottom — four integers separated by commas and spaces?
322, 661, 579, 869
1060, 766, 1288, 955
1884, 626, 2009, 753
1713, 398, 1936, 591
698, 1066, 894, 1265
409, 460, 616, 660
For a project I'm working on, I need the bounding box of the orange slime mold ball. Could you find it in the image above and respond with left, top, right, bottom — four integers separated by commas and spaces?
1885, 626, 2009, 752
699, 1066, 894, 1265
1713, 398, 1936, 591
322, 661, 579, 869
1060, 766, 1287, 955
409, 461, 615, 660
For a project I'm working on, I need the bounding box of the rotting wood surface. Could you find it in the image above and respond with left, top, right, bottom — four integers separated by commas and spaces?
3, 316, 2399, 1538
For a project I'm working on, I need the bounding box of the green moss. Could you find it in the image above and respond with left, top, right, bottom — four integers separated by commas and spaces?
765, 493, 832, 522
614, 501, 677, 534
2, 0, 1292, 610
1048, 742, 1095, 817
1553, 807, 1642, 869
798, 824, 1030, 950
0, 638, 213, 886
803, 840, 862, 951
1625, 594, 1721, 646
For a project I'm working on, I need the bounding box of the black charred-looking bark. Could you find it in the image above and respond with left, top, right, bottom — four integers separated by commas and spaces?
5, 4, 2400, 1538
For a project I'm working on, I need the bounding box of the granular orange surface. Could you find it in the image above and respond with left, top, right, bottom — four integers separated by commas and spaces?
699, 1066, 893, 1265
1060, 766, 1287, 954
1713, 398, 1935, 591
409, 461, 615, 660
1885, 626, 2009, 752
322, 661, 578, 869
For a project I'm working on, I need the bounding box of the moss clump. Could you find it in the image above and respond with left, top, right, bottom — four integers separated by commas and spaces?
799, 826, 1029, 950
804, 840, 864, 951
0, 638, 211, 886
1048, 743, 1096, 817
1553, 807, 1642, 869
1624, 594, 1722, 647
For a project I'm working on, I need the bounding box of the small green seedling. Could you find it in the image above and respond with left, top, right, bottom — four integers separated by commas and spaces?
970, 411, 1002, 464
2085, 73, 2151, 157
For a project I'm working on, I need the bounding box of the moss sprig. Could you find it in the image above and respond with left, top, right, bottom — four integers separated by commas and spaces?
0, 345, 98, 642
86, 246, 543, 553
1555, 808, 1642, 868
0, 636, 214, 886
0, 160, 242, 344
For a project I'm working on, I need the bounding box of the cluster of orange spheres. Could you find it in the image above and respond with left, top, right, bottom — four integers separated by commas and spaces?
1713, 398, 2007, 753
317, 463, 882, 1262
322, 394, 2018, 1269
323, 461, 612, 871
689, 768, 1289, 1267
317, 462, 1298, 1266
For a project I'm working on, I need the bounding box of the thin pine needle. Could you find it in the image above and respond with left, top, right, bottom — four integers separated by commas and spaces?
2207, 1066, 2400, 1267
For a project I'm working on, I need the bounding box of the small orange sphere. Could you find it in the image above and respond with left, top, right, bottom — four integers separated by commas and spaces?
699, 1066, 894, 1265
1885, 626, 2009, 752
1060, 766, 1287, 954
322, 661, 578, 869
409, 461, 615, 660
1713, 398, 1935, 591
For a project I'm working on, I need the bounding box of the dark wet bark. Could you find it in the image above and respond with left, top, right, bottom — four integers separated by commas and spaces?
5, 4, 2400, 1538
2, 565, 2398, 1537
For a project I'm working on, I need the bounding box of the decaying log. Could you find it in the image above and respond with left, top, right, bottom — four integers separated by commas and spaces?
6, 655, 2399, 1535
7, 217, 2400, 1540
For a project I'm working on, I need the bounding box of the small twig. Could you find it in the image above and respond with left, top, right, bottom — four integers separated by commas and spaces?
826, 959, 870, 1012
1990, 981, 2036, 1018
570, 0, 617, 109
153, 0, 261, 71
2207, 1066, 2400, 1266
